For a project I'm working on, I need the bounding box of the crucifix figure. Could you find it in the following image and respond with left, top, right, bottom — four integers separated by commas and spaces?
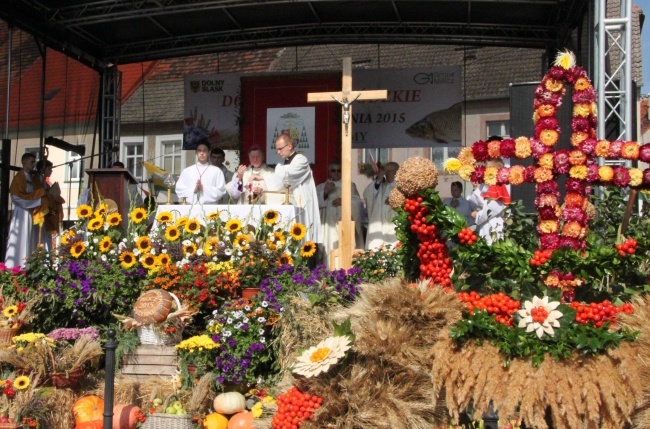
308, 57, 387, 269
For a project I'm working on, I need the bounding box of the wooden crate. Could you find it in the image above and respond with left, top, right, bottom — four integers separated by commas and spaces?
121, 345, 178, 379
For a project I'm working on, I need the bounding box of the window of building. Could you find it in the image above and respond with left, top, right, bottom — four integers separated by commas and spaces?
124, 142, 144, 180
158, 137, 183, 175
486, 120, 510, 138
361, 148, 390, 168
24, 146, 41, 160
431, 147, 461, 172
65, 152, 83, 182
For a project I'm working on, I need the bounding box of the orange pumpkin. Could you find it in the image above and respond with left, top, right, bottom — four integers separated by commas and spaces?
204, 412, 229, 429
228, 412, 254, 429
73, 395, 104, 429
113, 404, 142, 429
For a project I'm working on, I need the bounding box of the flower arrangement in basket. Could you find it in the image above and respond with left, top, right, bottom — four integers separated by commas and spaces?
0, 293, 34, 346
0, 372, 51, 428
141, 394, 193, 429
0, 333, 103, 389
114, 289, 196, 346
175, 335, 219, 387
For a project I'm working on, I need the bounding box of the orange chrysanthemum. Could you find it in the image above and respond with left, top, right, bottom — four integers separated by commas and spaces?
534, 167, 554, 183
539, 129, 559, 147
562, 221, 583, 238
574, 77, 592, 91
544, 78, 564, 92
568, 150, 587, 166
536, 104, 556, 118
508, 165, 525, 185
570, 131, 589, 147
538, 154, 554, 169
487, 140, 501, 159
595, 140, 610, 158
564, 193, 585, 208
538, 194, 558, 208
621, 142, 640, 160
539, 220, 559, 234
515, 137, 532, 158
544, 272, 561, 287
458, 147, 476, 165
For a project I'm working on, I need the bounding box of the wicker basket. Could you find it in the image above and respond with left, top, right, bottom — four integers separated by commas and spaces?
49, 367, 84, 388
0, 328, 19, 346
141, 394, 193, 429
137, 293, 183, 346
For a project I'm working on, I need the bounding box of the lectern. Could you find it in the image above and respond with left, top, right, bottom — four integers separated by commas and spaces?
86, 168, 139, 230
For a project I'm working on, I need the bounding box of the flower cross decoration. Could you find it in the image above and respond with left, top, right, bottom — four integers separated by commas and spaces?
448, 50, 650, 296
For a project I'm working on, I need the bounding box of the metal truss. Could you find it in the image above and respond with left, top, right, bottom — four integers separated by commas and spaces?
595, 0, 633, 164
100, 66, 121, 168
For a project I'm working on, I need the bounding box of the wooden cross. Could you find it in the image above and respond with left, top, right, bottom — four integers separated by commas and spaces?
308, 57, 387, 269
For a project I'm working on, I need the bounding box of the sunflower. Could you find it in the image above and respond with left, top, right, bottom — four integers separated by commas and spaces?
98, 236, 112, 253
165, 225, 181, 242
183, 242, 197, 256
300, 241, 317, 258
87, 217, 104, 231
267, 232, 287, 250
130, 207, 147, 224
70, 242, 86, 259
279, 253, 293, 266
207, 211, 221, 221
76, 204, 93, 219
263, 209, 280, 226
289, 223, 307, 241
140, 253, 157, 269
175, 216, 189, 227
185, 219, 202, 235
156, 211, 173, 224
157, 253, 171, 266
94, 203, 108, 218
233, 234, 250, 249
135, 236, 152, 252
225, 219, 242, 234
61, 231, 72, 245
119, 251, 137, 269
204, 237, 220, 256
13, 376, 30, 390
106, 212, 122, 227
3, 305, 18, 318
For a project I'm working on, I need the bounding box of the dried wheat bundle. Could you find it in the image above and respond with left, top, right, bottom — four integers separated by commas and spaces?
431, 330, 644, 429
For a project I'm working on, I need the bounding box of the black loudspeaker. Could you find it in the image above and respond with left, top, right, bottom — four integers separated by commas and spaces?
509, 83, 574, 213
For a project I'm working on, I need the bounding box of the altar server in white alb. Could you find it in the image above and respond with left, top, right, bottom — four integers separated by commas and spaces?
228, 146, 275, 204
316, 161, 364, 262
265, 133, 322, 244
175, 140, 226, 204
364, 162, 399, 250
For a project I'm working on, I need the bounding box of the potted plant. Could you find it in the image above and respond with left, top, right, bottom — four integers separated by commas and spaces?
175, 334, 219, 387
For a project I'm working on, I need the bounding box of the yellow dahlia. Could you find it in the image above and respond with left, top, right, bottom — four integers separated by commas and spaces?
540, 129, 559, 147
289, 223, 307, 241
629, 168, 643, 187
598, 165, 614, 182
156, 211, 173, 224
135, 236, 152, 252
573, 103, 591, 117
106, 212, 122, 227
98, 236, 112, 253
515, 137, 532, 158
76, 204, 93, 219
165, 225, 180, 242
130, 208, 147, 224
458, 165, 475, 181
119, 251, 136, 269
508, 165, 525, 185
300, 241, 317, 258
70, 242, 86, 258
87, 217, 104, 231
539, 220, 559, 234
263, 209, 280, 226
483, 167, 498, 186
538, 153, 554, 169
225, 219, 242, 234
574, 77, 591, 91
569, 165, 588, 180
595, 140, 610, 158
534, 167, 554, 183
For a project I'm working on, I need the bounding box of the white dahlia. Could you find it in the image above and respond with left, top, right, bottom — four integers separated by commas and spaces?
293, 336, 352, 378
517, 296, 563, 339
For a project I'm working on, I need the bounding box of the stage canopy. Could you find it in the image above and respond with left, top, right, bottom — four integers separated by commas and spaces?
0, 0, 589, 69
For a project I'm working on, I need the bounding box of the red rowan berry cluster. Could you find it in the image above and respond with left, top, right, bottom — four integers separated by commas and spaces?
569, 300, 633, 327
271, 387, 322, 429
404, 196, 452, 287
458, 227, 477, 245
615, 238, 637, 256
457, 291, 521, 326
529, 249, 553, 266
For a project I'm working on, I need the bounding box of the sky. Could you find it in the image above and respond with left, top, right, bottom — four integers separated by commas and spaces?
638, 0, 650, 95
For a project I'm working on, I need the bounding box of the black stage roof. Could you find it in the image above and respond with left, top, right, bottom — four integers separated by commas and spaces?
0, 1, 589, 69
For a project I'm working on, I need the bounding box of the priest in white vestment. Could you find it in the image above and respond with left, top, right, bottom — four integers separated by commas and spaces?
175, 141, 226, 204
228, 146, 275, 205
316, 161, 364, 264
265, 134, 322, 244
5, 153, 49, 268
364, 162, 400, 250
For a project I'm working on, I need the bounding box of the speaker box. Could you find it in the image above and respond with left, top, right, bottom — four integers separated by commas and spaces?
509, 83, 573, 213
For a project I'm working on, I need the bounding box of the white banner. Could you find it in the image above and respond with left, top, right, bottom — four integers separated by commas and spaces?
183, 74, 241, 150
352, 67, 462, 148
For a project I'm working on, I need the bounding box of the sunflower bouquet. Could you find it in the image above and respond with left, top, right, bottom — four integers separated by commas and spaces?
0, 372, 47, 427
0, 296, 32, 331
